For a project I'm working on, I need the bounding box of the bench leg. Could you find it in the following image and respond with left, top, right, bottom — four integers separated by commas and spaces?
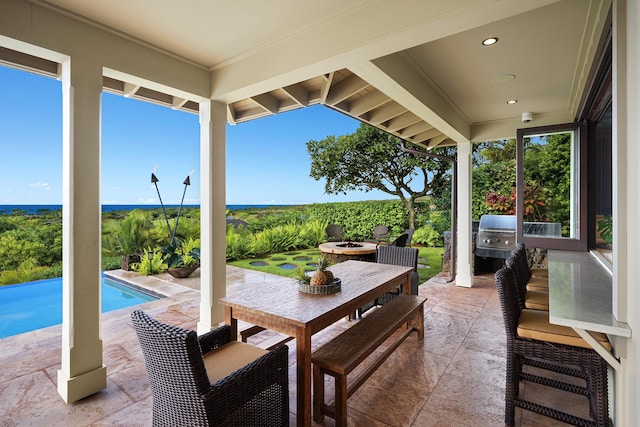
405, 306, 425, 340
416, 305, 424, 340
334, 372, 348, 427
313, 366, 324, 423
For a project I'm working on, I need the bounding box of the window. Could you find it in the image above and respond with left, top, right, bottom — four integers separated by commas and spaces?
516, 123, 587, 251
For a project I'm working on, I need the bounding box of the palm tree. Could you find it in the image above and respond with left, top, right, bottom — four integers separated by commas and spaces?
102, 209, 153, 270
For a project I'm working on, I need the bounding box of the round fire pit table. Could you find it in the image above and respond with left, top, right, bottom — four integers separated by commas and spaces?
318, 241, 377, 263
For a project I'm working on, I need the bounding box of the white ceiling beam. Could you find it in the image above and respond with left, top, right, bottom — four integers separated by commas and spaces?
282, 83, 310, 106
123, 82, 140, 97
226, 105, 237, 125
367, 102, 406, 124
171, 96, 188, 110
348, 90, 390, 117
350, 56, 470, 143
412, 127, 445, 144
427, 134, 449, 148
325, 73, 369, 105
400, 121, 432, 138
320, 72, 334, 104
386, 111, 421, 132
251, 93, 280, 114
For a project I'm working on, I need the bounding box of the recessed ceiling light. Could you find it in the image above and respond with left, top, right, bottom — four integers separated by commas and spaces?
482, 37, 499, 46
507, 99, 518, 104
491, 74, 516, 84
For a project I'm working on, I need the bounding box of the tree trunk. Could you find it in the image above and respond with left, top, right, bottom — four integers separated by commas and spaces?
406, 199, 416, 229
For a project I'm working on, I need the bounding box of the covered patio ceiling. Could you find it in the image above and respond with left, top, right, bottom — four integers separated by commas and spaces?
3, 0, 610, 148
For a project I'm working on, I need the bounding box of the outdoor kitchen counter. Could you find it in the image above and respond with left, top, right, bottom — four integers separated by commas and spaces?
547, 250, 631, 370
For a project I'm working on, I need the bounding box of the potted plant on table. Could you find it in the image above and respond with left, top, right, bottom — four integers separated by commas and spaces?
162, 237, 201, 278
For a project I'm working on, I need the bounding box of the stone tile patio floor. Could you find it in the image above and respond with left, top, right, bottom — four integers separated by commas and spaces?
0, 266, 593, 426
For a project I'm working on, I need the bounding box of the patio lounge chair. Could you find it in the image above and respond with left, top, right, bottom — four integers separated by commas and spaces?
357, 245, 420, 317
131, 310, 289, 426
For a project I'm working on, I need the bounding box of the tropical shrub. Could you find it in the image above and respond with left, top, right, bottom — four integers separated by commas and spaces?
161, 237, 201, 268
297, 219, 328, 247
132, 248, 168, 275
306, 200, 420, 240
0, 259, 47, 285
102, 209, 153, 256
412, 224, 443, 247
226, 226, 253, 261
0, 234, 48, 271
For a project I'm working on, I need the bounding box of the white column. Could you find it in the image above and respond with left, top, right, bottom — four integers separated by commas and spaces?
198, 100, 227, 333
617, 0, 640, 425
57, 56, 106, 403
455, 140, 473, 287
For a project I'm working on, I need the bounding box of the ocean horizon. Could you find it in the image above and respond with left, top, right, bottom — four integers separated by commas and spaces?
0, 204, 293, 215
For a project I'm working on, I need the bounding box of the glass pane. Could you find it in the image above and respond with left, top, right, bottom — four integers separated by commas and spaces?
522, 130, 577, 239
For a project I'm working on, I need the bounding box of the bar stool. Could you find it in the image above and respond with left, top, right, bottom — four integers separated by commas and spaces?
505, 253, 549, 311
495, 266, 610, 426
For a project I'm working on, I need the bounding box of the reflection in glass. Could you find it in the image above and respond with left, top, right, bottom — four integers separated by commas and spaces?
522, 131, 576, 239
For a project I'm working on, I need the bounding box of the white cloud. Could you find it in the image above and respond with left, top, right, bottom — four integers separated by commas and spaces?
30, 182, 49, 188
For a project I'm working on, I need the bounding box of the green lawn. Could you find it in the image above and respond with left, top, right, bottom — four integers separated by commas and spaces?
228, 246, 444, 284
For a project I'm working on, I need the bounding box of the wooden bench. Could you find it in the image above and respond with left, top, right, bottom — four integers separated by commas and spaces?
312, 294, 426, 426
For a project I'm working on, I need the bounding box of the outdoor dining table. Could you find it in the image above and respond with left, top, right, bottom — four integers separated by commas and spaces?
219, 259, 413, 427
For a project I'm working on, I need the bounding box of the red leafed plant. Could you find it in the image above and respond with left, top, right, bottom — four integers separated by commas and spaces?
485, 185, 546, 221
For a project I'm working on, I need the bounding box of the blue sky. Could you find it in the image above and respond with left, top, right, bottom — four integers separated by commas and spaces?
0, 65, 390, 206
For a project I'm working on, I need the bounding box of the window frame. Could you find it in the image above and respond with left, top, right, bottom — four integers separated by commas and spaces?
516, 122, 588, 251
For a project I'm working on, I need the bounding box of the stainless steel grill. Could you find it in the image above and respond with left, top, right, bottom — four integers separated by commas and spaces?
475, 214, 516, 259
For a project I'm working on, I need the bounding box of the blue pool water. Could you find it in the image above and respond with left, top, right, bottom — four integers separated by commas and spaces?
0, 276, 159, 339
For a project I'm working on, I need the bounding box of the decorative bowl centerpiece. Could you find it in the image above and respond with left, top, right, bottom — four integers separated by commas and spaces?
295, 256, 341, 294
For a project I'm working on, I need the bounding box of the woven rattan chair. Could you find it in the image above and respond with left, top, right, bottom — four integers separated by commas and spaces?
131, 310, 289, 426
388, 233, 409, 247
495, 267, 610, 426
403, 228, 415, 246
325, 224, 343, 242
514, 242, 549, 279
364, 224, 389, 244
505, 253, 549, 311
358, 245, 420, 317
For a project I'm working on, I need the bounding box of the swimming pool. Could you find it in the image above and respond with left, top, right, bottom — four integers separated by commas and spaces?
0, 276, 160, 339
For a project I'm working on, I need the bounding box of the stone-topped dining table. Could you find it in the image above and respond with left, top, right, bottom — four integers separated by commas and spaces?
219, 260, 413, 427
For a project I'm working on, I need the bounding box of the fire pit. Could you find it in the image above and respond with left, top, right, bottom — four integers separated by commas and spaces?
318, 241, 377, 263
337, 242, 362, 248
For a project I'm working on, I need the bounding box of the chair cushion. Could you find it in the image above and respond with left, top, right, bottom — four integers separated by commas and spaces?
517, 309, 612, 351
526, 276, 549, 291
524, 290, 549, 311
203, 341, 269, 383
530, 267, 548, 278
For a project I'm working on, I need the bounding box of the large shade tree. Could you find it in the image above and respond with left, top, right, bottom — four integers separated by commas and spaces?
307, 123, 454, 228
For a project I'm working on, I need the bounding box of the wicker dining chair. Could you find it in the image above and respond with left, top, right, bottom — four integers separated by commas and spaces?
388, 233, 409, 247
357, 245, 420, 317
131, 310, 289, 427
494, 267, 610, 426
364, 224, 389, 243
325, 224, 343, 242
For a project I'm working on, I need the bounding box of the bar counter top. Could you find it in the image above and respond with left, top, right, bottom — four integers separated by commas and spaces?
547, 250, 631, 338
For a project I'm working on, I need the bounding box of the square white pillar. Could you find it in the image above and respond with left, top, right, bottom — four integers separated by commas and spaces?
455, 140, 474, 287
198, 100, 227, 333
57, 57, 106, 403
